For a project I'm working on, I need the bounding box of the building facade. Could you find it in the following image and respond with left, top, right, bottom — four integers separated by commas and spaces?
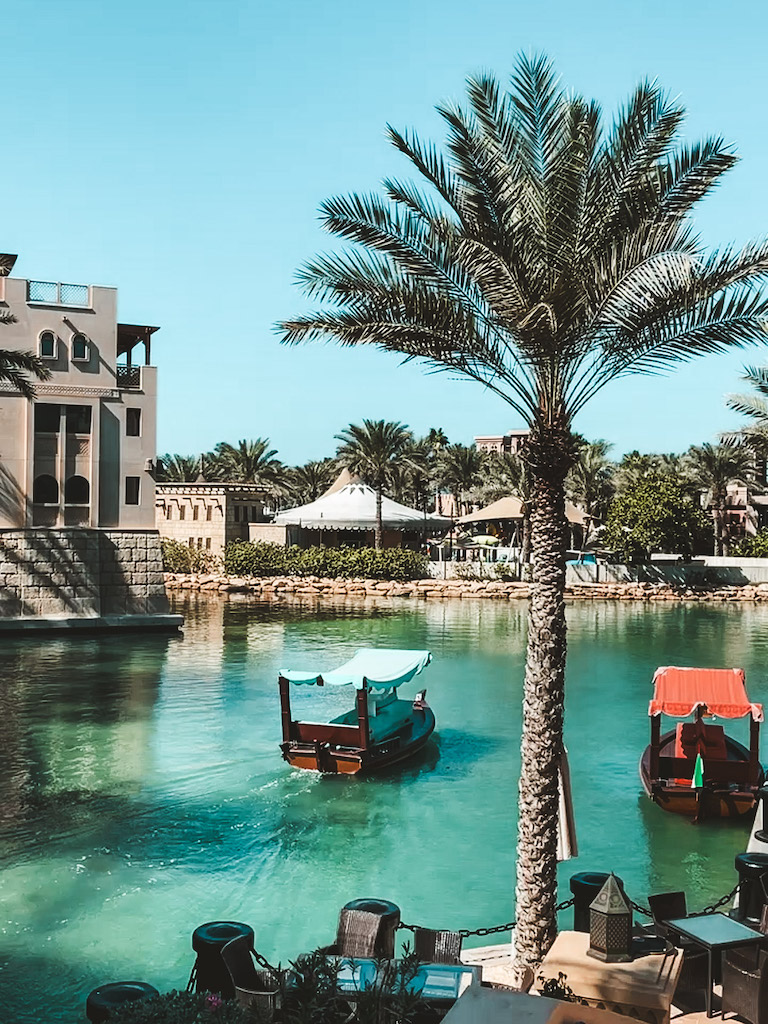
156, 483, 267, 558
474, 429, 530, 455
0, 257, 176, 628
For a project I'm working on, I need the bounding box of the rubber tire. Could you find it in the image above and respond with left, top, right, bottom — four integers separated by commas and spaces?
86, 982, 159, 1023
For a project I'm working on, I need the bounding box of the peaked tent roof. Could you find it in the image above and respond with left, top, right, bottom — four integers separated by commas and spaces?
274, 482, 453, 532
649, 666, 763, 721
458, 496, 586, 526
323, 467, 361, 496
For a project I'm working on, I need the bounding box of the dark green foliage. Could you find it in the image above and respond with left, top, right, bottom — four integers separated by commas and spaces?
224, 542, 428, 580
602, 475, 711, 561
733, 529, 768, 557
537, 972, 576, 1002
161, 539, 221, 574
107, 990, 250, 1023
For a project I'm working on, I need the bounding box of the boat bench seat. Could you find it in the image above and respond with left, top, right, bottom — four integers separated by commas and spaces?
674, 722, 728, 761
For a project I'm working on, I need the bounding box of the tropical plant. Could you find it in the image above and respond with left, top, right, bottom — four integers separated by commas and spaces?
278, 54, 768, 972
289, 459, 338, 504
722, 366, 768, 471
224, 541, 428, 581
156, 453, 202, 482
0, 310, 52, 398
602, 475, 712, 561
480, 451, 534, 561
436, 443, 485, 516
566, 440, 615, 543
683, 442, 755, 554
106, 990, 249, 1024
733, 528, 768, 557
211, 438, 287, 493
335, 420, 413, 547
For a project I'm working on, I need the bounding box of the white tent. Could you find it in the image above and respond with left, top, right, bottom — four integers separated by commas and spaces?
275, 482, 453, 533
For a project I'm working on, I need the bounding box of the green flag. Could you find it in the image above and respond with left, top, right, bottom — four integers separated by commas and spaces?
691, 753, 704, 789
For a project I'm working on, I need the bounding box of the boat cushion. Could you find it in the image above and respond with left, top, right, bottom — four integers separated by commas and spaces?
674, 722, 728, 761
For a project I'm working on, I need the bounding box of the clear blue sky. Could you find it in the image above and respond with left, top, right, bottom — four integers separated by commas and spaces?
6, 0, 768, 464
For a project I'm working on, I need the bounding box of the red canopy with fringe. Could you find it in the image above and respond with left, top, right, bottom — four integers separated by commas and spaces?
649, 666, 763, 722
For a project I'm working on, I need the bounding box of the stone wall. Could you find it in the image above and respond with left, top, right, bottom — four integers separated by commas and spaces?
0, 528, 170, 619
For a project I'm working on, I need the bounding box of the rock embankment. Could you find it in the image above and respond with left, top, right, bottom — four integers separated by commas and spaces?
164, 574, 768, 602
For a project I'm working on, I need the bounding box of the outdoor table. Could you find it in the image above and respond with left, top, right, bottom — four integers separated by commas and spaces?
331, 957, 480, 1008
536, 931, 683, 1024
665, 911, 764, 1018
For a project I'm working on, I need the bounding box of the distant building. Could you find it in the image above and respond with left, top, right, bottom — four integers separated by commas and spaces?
474, 429, 529, 455
156, 483, 267, 557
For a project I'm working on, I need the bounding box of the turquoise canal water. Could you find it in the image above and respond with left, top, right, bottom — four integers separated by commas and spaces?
3, 594, 768, 1022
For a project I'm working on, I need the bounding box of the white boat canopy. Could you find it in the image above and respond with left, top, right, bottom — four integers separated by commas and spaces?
274, 482, 453, 533
280, 648, 432, 689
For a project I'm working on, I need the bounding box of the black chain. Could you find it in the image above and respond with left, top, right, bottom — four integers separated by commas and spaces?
700, 882, 740, 915
628, 899, 652, 918
398, 897, 575, 939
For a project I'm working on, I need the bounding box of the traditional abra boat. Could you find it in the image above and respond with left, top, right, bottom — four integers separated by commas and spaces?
639, 666, 765, 820
278, 648, 436, 775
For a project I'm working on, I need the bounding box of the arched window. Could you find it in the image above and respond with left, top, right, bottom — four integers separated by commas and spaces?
71, 333, 89, 361
64, 475, 89, 505
39, 331, 56, 359
33, 474, 59, 504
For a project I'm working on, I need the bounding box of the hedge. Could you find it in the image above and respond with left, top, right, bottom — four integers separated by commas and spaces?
161, 539, 222, 574
223, 541, 428, 581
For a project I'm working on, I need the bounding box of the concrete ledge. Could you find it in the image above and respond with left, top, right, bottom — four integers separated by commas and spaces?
0, 613, 184, 635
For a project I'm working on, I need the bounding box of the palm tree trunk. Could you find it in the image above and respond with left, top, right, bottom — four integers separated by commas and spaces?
375, 486, 383, 549
514, 451, 569, 976
521, 506, 532, 564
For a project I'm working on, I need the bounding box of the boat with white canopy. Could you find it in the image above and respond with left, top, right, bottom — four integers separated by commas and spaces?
278, 648, 436, 774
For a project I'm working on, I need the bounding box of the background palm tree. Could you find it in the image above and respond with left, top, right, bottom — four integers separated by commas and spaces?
683, 442, 755, 555
211, 438, 287, 494
335, 419, 413, 547
279, 55, 768, 971
437, 443, 484, 516
566, 440, 615, 545
156, 454, 202, 482
288, 458, 338, 504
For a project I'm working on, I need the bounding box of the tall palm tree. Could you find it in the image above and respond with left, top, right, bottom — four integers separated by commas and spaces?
437, 443, 485, 516
335, 419, 413, 547
683, 442, 755, 555
289, 459, 338, 504
278, 55, 768, 971
156, 454, 202, 482
211, 439, 287, 493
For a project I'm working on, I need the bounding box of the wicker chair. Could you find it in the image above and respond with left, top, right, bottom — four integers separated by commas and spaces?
319, 909, 385, 958
412, 928, 463, 964
221, 936, 281, 1012
722, 947, 768, 1024
647, 891, 709, 993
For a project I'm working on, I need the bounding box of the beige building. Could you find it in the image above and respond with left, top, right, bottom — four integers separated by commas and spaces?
474, 429, 530, 455
0, 257, 158, 529
156, 483, 267, 557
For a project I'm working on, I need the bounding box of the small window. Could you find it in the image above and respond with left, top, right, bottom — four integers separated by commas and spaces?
234, 506, 240, 522
71, 333, 89, 361
197, 537, 203, 549
66, 405, 91, 434
64, 475, 90, 504
125, 477, 140, 505
34, 403, 60, 433
39, 331, 56, 359
126, 408, 141, 437
193, 505, 199, 521
33, 474, 58, 504
206, 506, 212, 521
205, 538, 211, 550
179, 505, 185, 520
188, 537, 194, 548
165, 505, 172, 519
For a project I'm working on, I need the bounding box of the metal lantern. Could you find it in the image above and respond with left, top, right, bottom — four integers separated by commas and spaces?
587, 873, 633, 962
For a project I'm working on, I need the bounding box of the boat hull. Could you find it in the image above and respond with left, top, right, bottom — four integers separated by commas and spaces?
640, 730, 764, 819
282, 706, 436, 775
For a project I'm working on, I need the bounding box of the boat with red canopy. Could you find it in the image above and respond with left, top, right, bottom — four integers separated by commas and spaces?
278, 648, 436, 774
640, 666, 765, 819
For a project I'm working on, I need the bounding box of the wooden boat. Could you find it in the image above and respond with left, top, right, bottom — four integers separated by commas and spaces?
639, 666, 765, 820
278, 648, 436, 775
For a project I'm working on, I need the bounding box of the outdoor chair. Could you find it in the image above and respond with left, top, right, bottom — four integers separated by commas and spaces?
724, 903, 768, 975
647, 891, 709, 993
722, 947, 768, 1024
411, 928, 463, 964
221, 936, 281, 1013
319, 908, 385, 958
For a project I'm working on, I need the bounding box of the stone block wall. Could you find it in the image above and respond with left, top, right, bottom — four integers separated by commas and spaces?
0, 528, 169, 619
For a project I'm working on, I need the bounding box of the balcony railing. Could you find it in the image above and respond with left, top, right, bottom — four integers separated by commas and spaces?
27, 280, 90, 306
116, 365, 141, 390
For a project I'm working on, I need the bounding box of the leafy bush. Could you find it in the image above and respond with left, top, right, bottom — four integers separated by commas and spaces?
733, 530, 768, 558
224, 542, 428, 581
602, 475, 711, 562
161, 539, 222, 574
108, 990, 250, 1023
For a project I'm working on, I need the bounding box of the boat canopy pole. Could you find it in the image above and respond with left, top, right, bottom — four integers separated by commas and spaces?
750, 718, 760, 782
279, 676, 292, 743
356, 681, 369, 750
650, 714, 660, 781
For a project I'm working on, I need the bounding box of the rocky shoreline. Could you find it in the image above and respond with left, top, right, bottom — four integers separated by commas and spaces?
164, 573, 768, 602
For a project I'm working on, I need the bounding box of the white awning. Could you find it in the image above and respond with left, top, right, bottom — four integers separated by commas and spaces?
280, 648, 432, 689
275, 482, 453, 532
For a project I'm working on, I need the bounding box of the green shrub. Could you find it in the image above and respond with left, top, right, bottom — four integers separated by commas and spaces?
161, 539, 222, 574
223, 542, 428, 581
107, 990, 250, 1023
733, 530, 768, 558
